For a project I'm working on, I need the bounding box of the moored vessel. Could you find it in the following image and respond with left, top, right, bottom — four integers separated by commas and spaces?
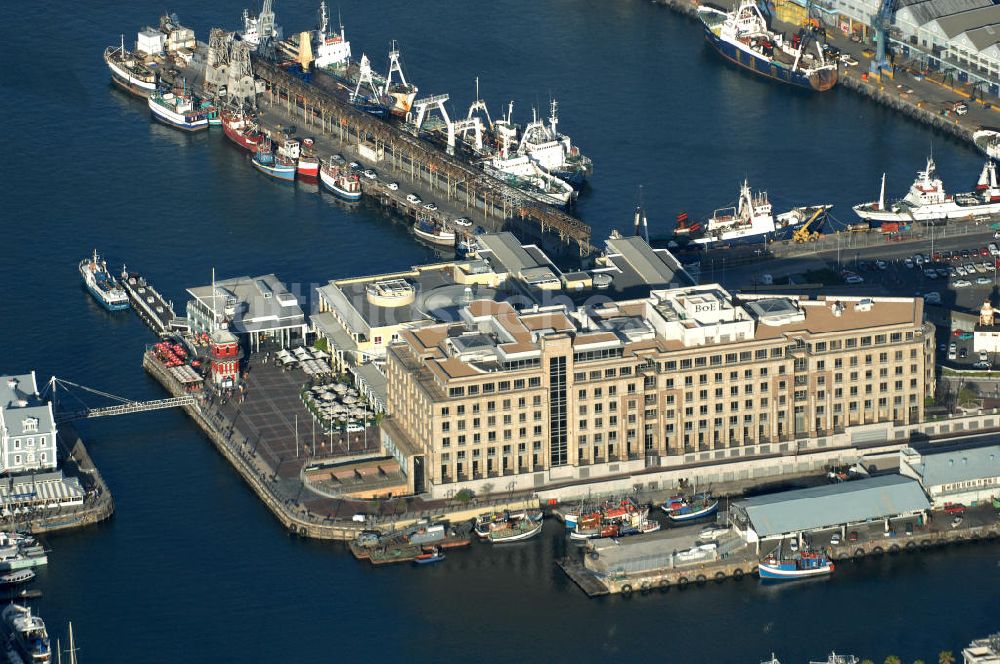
1, 604, 51, 663
517, 100, 592, 187
319, 160, 362, 200
148, 87, 209, 132
252, 140, 297, 182
487, 517, 542, 544
0, 570, 35, 586
973, 129, 1000, 160
103, 35, 157, 98
79, 250, 130, 312
698, 0, 838, 91
662, 492, 719, 522
413, 219, 456, 247
221, 109, 264, 152
853, 157, 1000, 224
758, 548, 834, 580
414, 548, 445, 564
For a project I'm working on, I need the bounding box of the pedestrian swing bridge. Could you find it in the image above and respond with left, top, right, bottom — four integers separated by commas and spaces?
42, 377, 196, 423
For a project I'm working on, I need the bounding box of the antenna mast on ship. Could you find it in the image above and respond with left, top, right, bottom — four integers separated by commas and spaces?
467, 77, 493, 129
878, 173, 886, 210
385, 40, 409, 94
549, 98, 559, 137
318, 0, 328, 36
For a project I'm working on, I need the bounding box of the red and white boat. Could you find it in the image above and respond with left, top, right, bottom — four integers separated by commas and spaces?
297, 138, 320, 178
221, 109, 263, 152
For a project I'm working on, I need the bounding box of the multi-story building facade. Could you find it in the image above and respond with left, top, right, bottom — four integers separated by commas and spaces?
0, 372, 58, 475
382, 285, 935, 498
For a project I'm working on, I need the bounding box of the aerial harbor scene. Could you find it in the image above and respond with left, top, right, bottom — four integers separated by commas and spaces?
7, 0, 1000, 660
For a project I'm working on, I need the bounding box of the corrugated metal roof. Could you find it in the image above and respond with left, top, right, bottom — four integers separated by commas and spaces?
910, 445, 1000, 487
740, 475, 930, 537
935, 4, 1000, 38
898, 0, 992, 27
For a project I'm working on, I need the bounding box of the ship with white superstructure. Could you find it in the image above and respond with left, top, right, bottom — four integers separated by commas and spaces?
853, 157, 1000, 224
80, 250, 130, 312
698, 0, 838, 91
103, 35, 158, 98
517, 100, 592, 188
691, 180, 830, 245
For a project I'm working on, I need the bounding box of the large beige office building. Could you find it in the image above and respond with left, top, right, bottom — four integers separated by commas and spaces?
381, 284, 935, 498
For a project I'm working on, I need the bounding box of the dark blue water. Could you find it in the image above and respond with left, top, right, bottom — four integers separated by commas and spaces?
2, 0, 998, 661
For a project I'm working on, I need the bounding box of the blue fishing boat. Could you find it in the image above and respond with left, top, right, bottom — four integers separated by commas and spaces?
758, 548, 834, 580
252, 141, 296, 182
662, 492, 719, 522
79, 250, 130, 311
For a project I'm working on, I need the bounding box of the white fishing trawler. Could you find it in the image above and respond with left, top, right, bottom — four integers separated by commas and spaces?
517, 100, 592, 188
692, 180, 830, 245
313, 2, 351, 69
973, 129, 1000, 160
853, 157, 1000, 223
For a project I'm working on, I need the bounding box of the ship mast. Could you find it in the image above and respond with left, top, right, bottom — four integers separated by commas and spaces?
878, 173, 886, 211
466, 77, 493, 129
318, 0, 328, 36
549, 98, 559, 137
385, 40, 409, 94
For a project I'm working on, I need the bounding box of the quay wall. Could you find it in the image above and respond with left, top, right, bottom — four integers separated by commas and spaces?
581, 521, 1000, 596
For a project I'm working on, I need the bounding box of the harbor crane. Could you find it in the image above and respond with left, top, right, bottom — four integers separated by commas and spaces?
870, 0, 897, 79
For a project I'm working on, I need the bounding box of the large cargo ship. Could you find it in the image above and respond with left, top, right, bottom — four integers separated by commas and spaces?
853, 157, 1000, 223
698, 0, 838, 91
103, 36, 157, 98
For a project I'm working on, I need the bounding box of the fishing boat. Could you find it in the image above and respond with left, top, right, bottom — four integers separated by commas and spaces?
221, 109, 264, 152
570, 498, 652, 540
319, 161, 362, 200
758, 546, 834, 580
103, 35, 157, 98
853, 157, 1000, 224
414, 548, 445, 565
1, 604, 51, 663
147, 87, 209, 132
413, 219, 456, 247
690, 180, 831, 246
973, 129, 1000, 160
79, 250, 130, 312
487, 517, 542, 544
697, 0, 838, 91
517, 100, 592, 187
0, 570, 34, 586
662, 492, 719, 522
297, 138, 320, 178
252, 141, 296, 182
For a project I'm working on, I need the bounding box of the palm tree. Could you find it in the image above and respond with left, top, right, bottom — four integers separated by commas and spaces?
914, 659, 926, 664
938, 652, 955, 664
885, 656, 902, 664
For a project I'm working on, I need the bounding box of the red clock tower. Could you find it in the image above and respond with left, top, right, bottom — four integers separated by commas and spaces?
210, 326, 243, 388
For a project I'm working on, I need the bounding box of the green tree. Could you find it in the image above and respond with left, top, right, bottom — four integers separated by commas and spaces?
938, 652, 955, 664
885, 656, 902, 664
861, 660, 874, 664
914, 659, 925, 664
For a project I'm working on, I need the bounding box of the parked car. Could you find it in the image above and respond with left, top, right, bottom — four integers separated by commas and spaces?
387, 182, 399, 191
980, 351, 990, 362
423, 202, 438, 211
977, 276, 992, 285
959, 348, 968, 359
954, 279, 972, 288
830, 533, 842, 545
406, 193, 422, 204
944, 503, 966, 514
973, 361, 992, 370
959, 332, 974, 340
848, 531, 858, 542
845, 274, 864, 284
875, 260, 887, 270
951, 515, 964, 528
362, 169, 377, 180
453, 217, 473, 227
904, 258, 914, 269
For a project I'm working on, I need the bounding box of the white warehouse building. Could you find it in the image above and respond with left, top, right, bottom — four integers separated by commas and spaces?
899, 446, 1000, 507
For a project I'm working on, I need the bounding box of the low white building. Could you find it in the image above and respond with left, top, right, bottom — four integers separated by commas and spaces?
899, 446, 1000, 507
973, 300, 1000, 354
0, 372, 58, 475
963, 633, 1000, 664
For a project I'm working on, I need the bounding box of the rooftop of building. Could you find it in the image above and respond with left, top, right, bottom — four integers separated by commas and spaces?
736, 475, 931, 538
897, 0, 993, 28
934, 4, 1000, 39
187, 274, 306, 333
393, 285, 925, 382
901, 445, 1000, 486
0, 372, 56, 437
316, 262, 500, 338
590, 232, 694, 301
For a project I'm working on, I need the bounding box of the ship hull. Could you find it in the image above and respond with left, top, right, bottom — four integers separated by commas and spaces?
853, 200, 1000, 223
758, 562, 834, 579
222, 118, 261, 153
488, 524, 542, 544
319, 169, 362, 201
691, 223, 800, 247
252, 159, 296, 182
104, 53, 157, 99
701, 23, 837, 92
413, 224, 455, 247
663, 501, 719, 522
79, 261, 130, 312
148, 99, 209, 132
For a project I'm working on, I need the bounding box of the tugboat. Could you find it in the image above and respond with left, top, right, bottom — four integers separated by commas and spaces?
853, 157, 1000, 224
103, 35, 157, 98
148, 85, 209, 132
319, 160, 362, 200
251, 140, 296, 182
79, 250, 130, 312
697, 0, 838, 91
758, 546, 834, 580
517, 100, 592, 188
412, 219, 456, 247
221, 109, 264, 152
2, 604, 51, 663
662, 492, 719, 522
